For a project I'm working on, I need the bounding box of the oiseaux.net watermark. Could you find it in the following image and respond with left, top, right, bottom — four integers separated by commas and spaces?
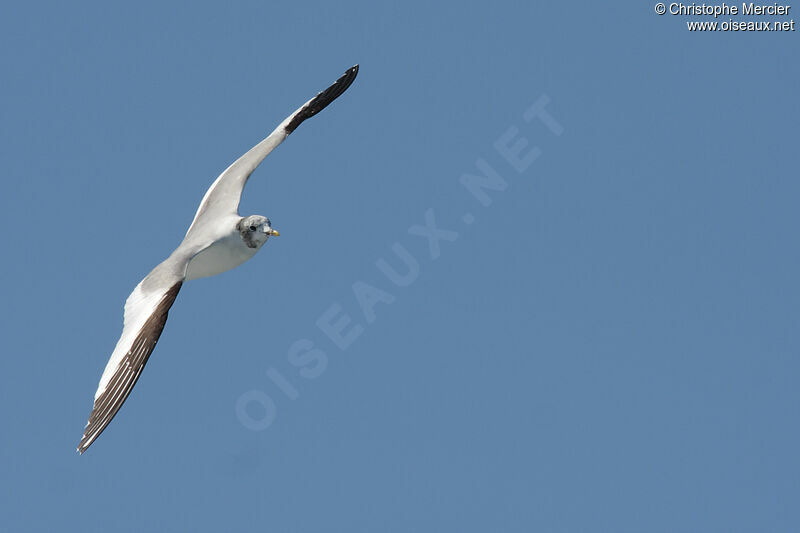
654, 2, 796, 31
235, 94, 564, 432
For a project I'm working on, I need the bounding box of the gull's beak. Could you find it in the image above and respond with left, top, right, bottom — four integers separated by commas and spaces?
267, 229, 280, 237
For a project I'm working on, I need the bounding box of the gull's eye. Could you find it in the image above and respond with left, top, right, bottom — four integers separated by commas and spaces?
249, 225, 257, 231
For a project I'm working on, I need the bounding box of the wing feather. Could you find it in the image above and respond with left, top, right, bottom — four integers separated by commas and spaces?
77, 280, 182, 454
185, 65, 359, 237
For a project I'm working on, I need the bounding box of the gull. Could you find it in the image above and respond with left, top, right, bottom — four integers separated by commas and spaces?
77, 65, 359, 454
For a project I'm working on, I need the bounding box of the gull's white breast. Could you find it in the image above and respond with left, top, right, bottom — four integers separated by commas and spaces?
185, 231, 258, 280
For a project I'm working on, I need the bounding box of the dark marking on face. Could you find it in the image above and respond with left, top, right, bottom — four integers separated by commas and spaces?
236, 218, 260, 249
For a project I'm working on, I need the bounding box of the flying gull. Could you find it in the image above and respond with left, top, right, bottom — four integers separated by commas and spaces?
77, 65, 359, 454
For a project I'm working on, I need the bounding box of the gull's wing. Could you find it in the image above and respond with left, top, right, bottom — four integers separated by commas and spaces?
185, 64, 359, 237
77, 252, 191, 454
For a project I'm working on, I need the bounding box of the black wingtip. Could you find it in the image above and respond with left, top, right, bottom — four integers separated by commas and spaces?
285, 64, 360, 134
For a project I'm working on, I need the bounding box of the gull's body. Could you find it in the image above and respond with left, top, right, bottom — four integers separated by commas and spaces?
184, 214, 256, 280
77, 65, 359, 454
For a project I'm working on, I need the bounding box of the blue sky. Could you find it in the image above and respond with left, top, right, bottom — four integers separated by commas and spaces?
1, 1, 798, 531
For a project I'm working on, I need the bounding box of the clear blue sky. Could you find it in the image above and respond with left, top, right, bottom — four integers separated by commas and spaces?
1, 1, 798, 531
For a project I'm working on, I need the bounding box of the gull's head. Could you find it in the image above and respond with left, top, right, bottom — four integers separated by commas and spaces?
237, 215, 280, 249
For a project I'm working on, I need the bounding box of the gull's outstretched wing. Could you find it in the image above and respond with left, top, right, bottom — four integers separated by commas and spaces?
77, 252, 191, 454
185, 64, 359, 237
